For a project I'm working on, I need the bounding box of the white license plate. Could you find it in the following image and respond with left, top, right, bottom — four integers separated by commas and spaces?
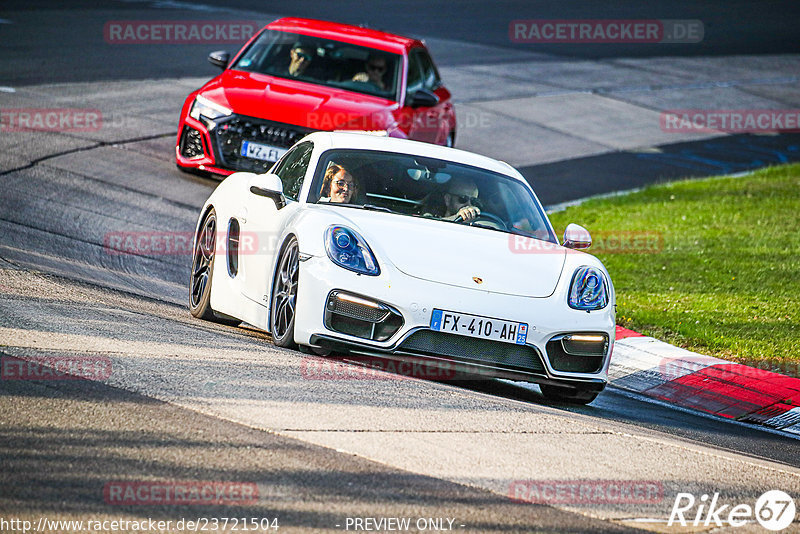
240, 140, 287, 162
430, 309, 528, 345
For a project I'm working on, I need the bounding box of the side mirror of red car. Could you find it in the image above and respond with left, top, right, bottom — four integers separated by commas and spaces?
208, 51, 230, 70
409, 89, 439, 108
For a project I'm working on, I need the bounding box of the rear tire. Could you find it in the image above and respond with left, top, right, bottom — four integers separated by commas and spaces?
189, 209, 239, 325
539, 384, 599, 405
270, 237, 299, 349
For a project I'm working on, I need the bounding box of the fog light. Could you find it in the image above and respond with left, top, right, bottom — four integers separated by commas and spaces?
561, 334, 608, 357
180, 126, 205, 159
327, 292, 388, 322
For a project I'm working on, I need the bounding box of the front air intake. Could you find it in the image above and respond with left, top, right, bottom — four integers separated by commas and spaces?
324, 291, 403, 341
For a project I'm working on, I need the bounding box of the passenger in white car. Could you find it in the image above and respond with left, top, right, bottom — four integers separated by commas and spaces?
319, 163, 359, 203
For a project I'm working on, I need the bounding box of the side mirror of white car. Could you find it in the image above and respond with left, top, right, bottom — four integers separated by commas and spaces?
249, 173, 286, 209
562, 223, 592, 250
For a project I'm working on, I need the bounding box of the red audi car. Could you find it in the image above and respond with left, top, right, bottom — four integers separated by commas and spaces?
176, 17, 456, 176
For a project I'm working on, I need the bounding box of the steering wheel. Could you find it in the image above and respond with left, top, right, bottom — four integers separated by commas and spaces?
453, 211, 508, 230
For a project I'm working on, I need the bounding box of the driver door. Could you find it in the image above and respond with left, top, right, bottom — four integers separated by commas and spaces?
239, 141, 313, 318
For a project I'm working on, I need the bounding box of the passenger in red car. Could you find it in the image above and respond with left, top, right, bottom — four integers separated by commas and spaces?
352, 54, 388, 90
320, 163, 359, 203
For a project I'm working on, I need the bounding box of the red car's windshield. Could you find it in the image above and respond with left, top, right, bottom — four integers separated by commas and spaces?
232, 30, 402, 101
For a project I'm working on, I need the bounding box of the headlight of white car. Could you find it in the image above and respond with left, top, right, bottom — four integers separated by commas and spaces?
325, 226, 380, 276
568, 266, 609, 311
189, 94, 232, 126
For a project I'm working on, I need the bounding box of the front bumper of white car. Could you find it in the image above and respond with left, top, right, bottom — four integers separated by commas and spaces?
293, 254, 615, 390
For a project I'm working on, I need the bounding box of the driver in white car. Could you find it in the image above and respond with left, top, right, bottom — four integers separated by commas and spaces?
442, 177, 481, 222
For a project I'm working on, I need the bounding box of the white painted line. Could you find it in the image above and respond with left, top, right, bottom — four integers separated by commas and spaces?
783, 423, 800, 436
0, 87, 16, 93
545, 168, 759, 213
546, 187, 644, 214
764, 407, 800, 429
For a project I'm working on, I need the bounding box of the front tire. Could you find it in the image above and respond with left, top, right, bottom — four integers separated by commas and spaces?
270, 236, 299, 349
539, 384, 600, 405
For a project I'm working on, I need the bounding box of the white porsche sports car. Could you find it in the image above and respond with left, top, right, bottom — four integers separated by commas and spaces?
190, 132, 615, 403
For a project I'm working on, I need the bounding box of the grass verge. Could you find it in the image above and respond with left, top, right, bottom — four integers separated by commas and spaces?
547, 163, 800, 375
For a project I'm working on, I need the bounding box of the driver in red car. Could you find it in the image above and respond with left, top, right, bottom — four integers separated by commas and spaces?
288, 42, 315, 77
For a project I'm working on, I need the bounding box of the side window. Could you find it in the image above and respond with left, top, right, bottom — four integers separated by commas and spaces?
405, 52, 423, 99
417, 50, 441, 91
272, 141, 313, 201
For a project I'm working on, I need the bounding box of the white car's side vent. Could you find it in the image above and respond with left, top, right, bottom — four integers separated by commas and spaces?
227, 218, 240, 277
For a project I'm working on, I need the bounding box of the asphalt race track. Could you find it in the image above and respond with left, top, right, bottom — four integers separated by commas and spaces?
2, 2, 800, 532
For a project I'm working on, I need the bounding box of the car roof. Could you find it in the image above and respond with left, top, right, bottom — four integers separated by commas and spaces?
265, 17, 422, 54
304, 132, 522, 180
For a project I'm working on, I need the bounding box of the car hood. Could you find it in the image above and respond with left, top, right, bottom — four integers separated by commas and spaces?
200, 70, 397, 129
321, 207, 567, 298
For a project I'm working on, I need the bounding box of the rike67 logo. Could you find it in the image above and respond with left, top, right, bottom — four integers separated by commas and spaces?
669, 490, 796, 531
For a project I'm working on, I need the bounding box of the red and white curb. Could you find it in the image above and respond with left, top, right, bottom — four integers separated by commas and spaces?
610, 326, 800, 436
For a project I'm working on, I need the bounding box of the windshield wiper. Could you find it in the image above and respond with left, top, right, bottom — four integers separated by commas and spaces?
360, 204, 396, 213
323, 203, 397, 214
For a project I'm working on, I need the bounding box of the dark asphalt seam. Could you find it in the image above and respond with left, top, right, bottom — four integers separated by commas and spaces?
0, 254, 22, 269
735, 85, 800, 108
0, 257, 182, 309
1, 183, 194, 236
278, 429, 614, 434
37, 157, 201, 212
460, 56, 698, 93
463, 72, 800, 107
0, 265, 275, 343
0, 216, 186, 270
0, 132, 174, 177
468, 101, 618, 149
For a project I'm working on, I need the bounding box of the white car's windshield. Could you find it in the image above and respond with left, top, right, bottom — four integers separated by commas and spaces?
232, 30, 401, 101
311, 149, 557, 242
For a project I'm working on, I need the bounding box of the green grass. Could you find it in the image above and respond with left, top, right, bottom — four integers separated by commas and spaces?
547, 163, 800, 375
